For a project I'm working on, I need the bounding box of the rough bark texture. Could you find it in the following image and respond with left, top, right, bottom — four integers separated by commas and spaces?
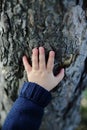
0, 0, 87, 130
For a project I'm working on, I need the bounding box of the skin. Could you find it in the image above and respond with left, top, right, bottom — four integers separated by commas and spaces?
22, 46, 64, 91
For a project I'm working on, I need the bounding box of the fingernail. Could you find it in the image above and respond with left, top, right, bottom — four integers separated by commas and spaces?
39, 46, 44, 53
62, 68, 64, 73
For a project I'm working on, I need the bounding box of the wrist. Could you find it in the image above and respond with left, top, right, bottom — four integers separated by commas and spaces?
19, 81, 52, 108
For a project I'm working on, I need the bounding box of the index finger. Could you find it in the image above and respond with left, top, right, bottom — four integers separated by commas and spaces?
47, 51, 55, 72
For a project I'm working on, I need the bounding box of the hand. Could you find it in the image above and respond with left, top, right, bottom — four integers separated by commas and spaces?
22, 47, 64, 91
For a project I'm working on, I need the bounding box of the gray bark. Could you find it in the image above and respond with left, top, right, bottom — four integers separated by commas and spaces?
0, 0, 87, 130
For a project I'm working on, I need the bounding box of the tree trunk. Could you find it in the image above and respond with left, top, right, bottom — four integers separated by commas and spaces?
0, 0, 87, 130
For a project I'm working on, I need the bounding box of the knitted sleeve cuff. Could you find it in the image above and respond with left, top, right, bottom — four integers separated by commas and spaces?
19, 82, 52, 108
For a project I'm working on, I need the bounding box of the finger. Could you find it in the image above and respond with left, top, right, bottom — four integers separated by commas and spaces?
39, 47, 46, 70
55, 68, 64, 83
22, 56, 32, 73
32, 48, 39, 70
47, 51, 55, 72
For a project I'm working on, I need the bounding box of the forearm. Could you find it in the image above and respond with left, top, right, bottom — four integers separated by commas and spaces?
2, 82, 52, 130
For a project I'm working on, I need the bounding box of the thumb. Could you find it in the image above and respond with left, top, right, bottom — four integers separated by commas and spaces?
55, 68, 64, 84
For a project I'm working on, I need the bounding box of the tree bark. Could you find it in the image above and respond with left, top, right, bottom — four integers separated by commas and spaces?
0, 0, 87, 130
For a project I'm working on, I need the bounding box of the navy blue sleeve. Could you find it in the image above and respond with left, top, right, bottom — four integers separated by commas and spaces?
2, 82, 52, 130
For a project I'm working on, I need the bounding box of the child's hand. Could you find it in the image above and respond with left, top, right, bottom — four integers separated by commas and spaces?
22, 47, 64, 91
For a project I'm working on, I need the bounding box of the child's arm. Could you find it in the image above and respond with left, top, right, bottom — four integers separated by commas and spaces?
2, 47, 64, 130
